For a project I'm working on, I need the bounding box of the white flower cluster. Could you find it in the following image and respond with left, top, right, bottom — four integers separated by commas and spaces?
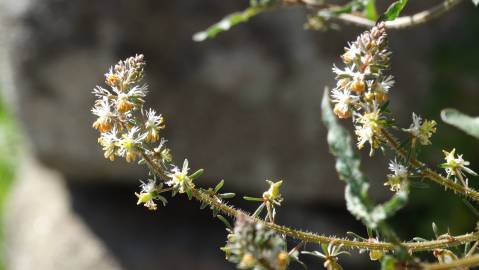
331, 23, 437, 156
91, 54, 166, 163
331, 22, 392, 156
92, 55, 192, 210
222, 215, 289, 270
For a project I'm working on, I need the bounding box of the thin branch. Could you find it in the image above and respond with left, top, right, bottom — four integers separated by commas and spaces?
466, 241, 479, 257
422, 254, 479, 270
142, 152, 479, 252
380, 129, 479, 202
316, 0, 464, 29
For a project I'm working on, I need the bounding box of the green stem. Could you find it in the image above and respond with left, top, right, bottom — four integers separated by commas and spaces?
141, 152, 479, 252
466, 241, 479, 257
381, 129, 479, 202
422, 254, 479, 270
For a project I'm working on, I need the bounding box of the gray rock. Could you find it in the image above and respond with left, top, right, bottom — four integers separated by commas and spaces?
5, 158, 122, 270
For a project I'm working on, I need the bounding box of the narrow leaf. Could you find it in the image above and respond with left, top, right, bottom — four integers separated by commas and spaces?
214, 179, 225, 193
219, 193, 236, 199
441, 108, 479, 140
243, 196, 263, 202
252, 203, 265, 218
189, 169, 204, 180
157, 195, 168, 206
432, 222, 439, 238
462, 199, 479, 218
216, 215, 233, 229
193, 7, 265, 42
321, 89, 408, 231
382, 0, 408, 21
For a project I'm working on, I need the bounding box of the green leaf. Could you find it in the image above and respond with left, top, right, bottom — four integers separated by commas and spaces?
252, 203, 265, 218
157, 195, 168, 207
366, 0, 378, 20
380, 255, 397, 270
346, 231, 367, 241
193, 7, 266, 42
432, 222, 439, 238
186, 189, 193, 200
216, 215, 232, 229
321, 89, 408, 230
473, 0, 479, 7
214, 179, 225, 193
219, 193, 236, 199
328, 1, 364, 16
243, 196, 263, 202
441, 108, 479, 140
189, 169, 204, 180
462, 199, 479, 218
382, 0, 408, 21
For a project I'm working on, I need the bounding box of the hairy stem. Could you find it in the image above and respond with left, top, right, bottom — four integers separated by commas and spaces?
422, 254, 479, 270
380, 129, 479, 202
141, 152, 479, 252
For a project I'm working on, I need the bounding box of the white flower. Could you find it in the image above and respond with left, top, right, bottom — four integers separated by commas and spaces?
442, 149, 477, 187
385, 159, 408, 192
92, 86, 111, 98
136, 179, 161, 210
332, 65, 358, 78
166, 159, 193, 193
92, 97, 115, 133
112, 85, 148, 113
403, 113, 437, 145
404, 113, 422, 137
377, 75, 394, 93
118, 127, 144, 162
98, 129, 119, 161
342, 42, 361, 63
331, 88, 359, 119
145, 109, 165, 142
140, 179, 157, 193
355, 124, 374, 151
354, 111, 383, 156
388, 159, 408, 178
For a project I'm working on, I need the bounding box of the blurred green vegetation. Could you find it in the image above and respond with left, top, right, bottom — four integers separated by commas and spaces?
0, 96, 18, 270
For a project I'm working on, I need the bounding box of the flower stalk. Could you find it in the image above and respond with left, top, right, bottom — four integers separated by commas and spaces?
92, 38, 479, 268
380, 129, 479, 202
140, 150, 479, 253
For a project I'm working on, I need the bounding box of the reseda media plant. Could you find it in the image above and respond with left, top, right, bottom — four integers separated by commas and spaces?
91, 1, 479, 269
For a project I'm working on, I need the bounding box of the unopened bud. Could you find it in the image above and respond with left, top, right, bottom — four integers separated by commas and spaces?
351, 79, 366, 94
342, 50, 356, 64
334, 104, 352, 119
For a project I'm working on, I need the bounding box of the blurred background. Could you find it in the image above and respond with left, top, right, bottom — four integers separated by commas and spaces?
0, 0, 478, 269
